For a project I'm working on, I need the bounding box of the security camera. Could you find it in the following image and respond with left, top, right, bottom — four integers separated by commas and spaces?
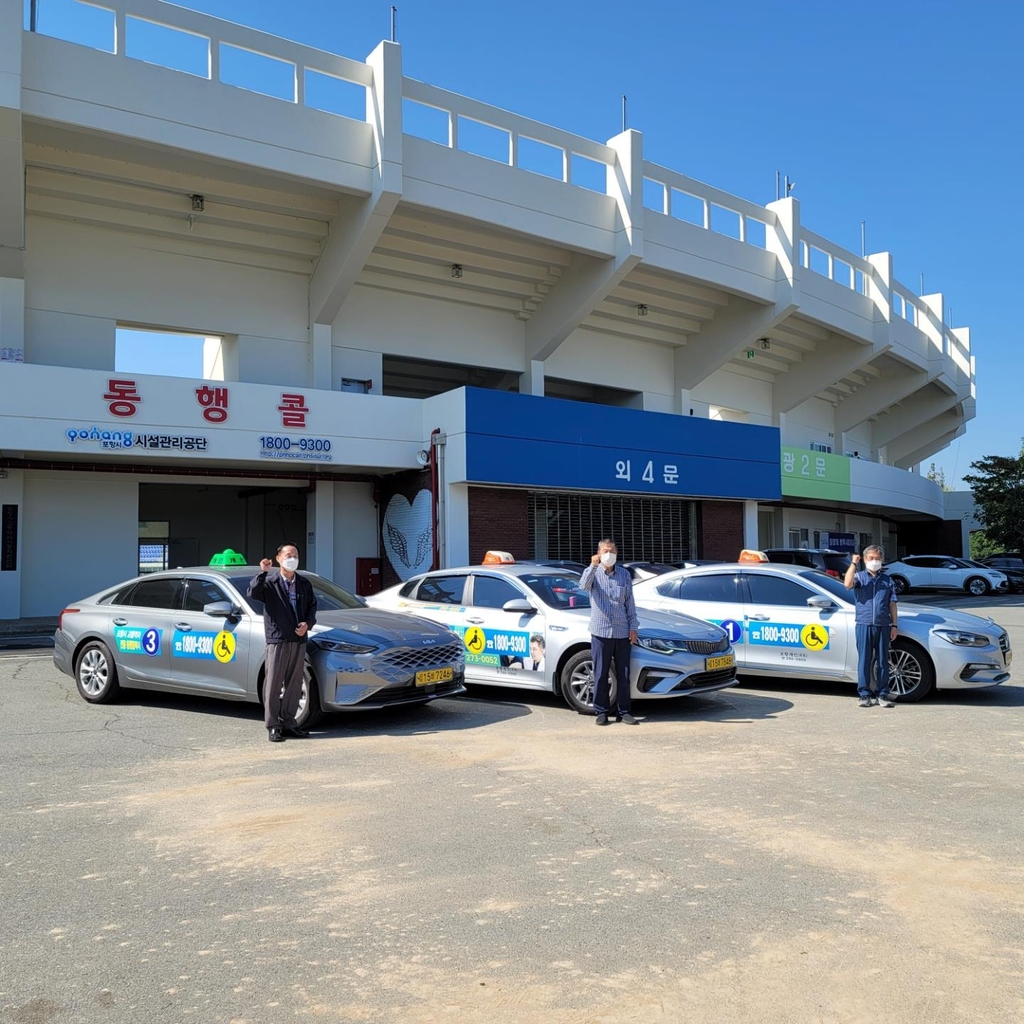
415, 449, 430, 466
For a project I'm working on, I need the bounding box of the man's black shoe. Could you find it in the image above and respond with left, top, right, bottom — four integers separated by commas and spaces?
617, 713, 639, 725
285, 727, 310, 738
595, 713, 610, 726
268, 728, 285, 742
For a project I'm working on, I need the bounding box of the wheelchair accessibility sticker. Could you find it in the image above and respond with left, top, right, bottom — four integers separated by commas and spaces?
747, 621, 830, 651
113, 626, 161, 657
172, 629, 237, 662
451, 625, 529, 668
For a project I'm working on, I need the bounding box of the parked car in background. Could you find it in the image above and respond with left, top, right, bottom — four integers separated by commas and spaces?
368, 562, 738, 713
884, 556, 1008, 597
633, 560, 1013, 702
54, 567, 466, 725
979, 555, 1024, 592
672, 559, 725, 570
621, 561, 676, 582
533, 559, 588, 573
763, 548, 852, 579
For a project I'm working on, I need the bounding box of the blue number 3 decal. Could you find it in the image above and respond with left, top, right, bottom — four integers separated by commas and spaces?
142, 628, 161, 657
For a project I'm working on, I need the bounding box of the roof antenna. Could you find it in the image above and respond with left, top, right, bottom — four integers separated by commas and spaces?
621, 94, 627, 133
390, 6, 397, 42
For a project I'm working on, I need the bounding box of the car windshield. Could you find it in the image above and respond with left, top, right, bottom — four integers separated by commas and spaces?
798, 570, 854, 605
521, 573, 591, 610
228, 573, 364, 614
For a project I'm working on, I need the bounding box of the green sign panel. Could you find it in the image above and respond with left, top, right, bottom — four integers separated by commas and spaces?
781, 446, 851, 501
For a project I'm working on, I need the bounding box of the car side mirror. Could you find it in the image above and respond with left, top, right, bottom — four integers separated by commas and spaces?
204, 600, 239, 620
502, 599, 537, 615
807, 595, 834, 610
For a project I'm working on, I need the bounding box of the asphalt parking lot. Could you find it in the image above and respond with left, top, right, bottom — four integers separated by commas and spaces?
2, 595, 1023, 1024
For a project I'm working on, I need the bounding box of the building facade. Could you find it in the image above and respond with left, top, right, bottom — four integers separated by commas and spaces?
0, 0, 974, 618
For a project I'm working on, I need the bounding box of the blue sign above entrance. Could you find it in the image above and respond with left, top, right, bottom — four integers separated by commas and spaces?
461, 389, 781, 500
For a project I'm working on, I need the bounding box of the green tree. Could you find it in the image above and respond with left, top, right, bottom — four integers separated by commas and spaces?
926, 463, 953, 491
969, 530, 1001, 560
963, 444, 1024, 555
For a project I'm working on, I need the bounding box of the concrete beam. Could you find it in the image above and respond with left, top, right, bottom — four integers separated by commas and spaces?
872, 389, 959, 449
772, 334, 881, 417
894, 426, 964, 472
0, 0, 24, 255
887, 409, 964, 466
524, 129, 644, 363
309, 41, 402, 326
833, 367, 932, 434
673, 297, 799, 394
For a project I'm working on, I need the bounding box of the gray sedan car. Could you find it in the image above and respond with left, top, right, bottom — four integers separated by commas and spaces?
367, 563, 737, 713
633, 562, 1013, 702
53, 567, 465, 725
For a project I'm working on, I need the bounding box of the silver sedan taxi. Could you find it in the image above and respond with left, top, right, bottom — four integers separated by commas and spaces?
54, 567, 465, 725
633, 559, 1013, 702
366, 562, 737, 713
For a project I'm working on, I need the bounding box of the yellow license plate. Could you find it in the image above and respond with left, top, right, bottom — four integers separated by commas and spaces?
705, 654, 735, 671
415, 667, 454, 686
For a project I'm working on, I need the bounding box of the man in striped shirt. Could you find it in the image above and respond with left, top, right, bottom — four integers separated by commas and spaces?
579, 539, 639, 726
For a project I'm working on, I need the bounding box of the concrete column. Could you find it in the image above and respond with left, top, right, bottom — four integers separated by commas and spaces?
765, 196, 800, 308
743, 500, 759, 549
311, 481, 335, 578
520, 358, 544, 397
0, 467, 23, 620
312, 323, 332, 390
0, 275, 24, 356
865, 252, 894, 350
444, 483, 470, 568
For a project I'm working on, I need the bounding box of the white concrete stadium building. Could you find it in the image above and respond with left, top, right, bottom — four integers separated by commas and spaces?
0, 0, 975, 619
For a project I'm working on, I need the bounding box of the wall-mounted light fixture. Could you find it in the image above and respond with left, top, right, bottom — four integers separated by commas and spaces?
759, 337, 771, 350
637, 303, 648, 317
190, 194, 205, 212
451, 264, 464, 279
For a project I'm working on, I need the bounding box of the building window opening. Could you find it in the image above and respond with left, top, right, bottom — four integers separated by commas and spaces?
139, 521, 170, 574
544, 378, 642, 409
382, 354, 519, 399
116, 327, 225, 381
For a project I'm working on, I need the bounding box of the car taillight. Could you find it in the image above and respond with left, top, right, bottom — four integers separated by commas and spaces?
825, 569, 841, 578
58, 608, 80, 632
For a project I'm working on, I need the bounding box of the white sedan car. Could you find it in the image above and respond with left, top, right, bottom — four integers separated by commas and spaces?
883, 556, 1008, 597
633, 562, 1013, 702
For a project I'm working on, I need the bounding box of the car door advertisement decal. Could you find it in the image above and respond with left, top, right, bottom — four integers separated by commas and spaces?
172, 629, 237, 662
113, 626, 162, 657
450, 625, 531, 668
747, 622, 830, 651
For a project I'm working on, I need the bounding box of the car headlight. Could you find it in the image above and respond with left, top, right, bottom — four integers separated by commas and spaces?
638, 636, 689, 654
934, 629, 991, 648
311, 636, 380, 654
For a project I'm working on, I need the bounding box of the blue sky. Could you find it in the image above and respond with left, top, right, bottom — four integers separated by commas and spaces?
55, 0, 1022, 485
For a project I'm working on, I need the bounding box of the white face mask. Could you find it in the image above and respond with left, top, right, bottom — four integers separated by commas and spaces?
281, 556, 299, 572
600, 551, 617, 567
866, 560, 882, 573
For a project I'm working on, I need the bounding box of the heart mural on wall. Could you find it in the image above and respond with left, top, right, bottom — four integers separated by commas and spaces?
382, 489, 433, 580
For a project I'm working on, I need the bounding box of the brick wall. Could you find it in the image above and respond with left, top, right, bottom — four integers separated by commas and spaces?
468, 487, 530, 564
698, 500, 744, 560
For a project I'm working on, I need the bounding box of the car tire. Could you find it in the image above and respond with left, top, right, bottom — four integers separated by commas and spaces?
558, 649, 617, 714
75, 640, 121, 704
891, 575, 910, 596
964, 576, 990, 597
887, 639, 934, 702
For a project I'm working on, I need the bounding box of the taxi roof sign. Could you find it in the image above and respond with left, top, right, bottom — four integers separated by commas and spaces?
209, 548, 247, 566
482, 550, 516, 565
737, 549, 769, 564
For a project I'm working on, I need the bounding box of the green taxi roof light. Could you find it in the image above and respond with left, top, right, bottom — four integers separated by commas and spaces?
209, 548, 247, 566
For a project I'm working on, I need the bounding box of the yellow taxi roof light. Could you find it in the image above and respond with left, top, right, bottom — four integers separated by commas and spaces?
482, 550, 516, 565
738, 549, 769, 564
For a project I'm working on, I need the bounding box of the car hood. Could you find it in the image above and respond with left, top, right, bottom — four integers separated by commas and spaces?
312, 609, 456, 645
898, 602, 1006, 636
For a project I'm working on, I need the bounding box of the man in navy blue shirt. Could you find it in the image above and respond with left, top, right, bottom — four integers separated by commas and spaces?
843, 545, 899, 708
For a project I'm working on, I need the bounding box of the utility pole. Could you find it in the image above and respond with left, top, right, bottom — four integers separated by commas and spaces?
621, 95, 627, 133
860, 221, 866, 258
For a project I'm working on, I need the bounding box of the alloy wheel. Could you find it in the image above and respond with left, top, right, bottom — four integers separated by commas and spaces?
79, 648, 109, 697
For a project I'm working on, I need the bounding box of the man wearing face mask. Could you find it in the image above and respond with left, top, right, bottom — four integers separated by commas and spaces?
579, 539, 639, 726
843, 545, 899, 708
248, 543, 317, 742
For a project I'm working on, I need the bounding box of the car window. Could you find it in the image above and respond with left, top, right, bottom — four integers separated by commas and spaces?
823, 554, 852, 574
398, 579, 419, 598
746, 574, 816, 607
521, 574, 591, 610
798, 571, 854, 604
939, 560, 960, 570
656, 578, 681, 599
100, 582, 140, 606
416, 575, 467, 605
471, 575, 526, 609
765, 551, 796, 564
126, 577, 182, 609
183, 578, 230, 612
915, 557, 943, 568
225, 572, 363, 614
677, 574, 741, 602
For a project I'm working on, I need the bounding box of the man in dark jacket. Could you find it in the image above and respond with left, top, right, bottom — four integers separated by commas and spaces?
248, 544, 317, 742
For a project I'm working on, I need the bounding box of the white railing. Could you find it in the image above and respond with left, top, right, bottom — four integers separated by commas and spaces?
31, 0, 372, 116
401, 78, 616, 194
799, 228, 872, 296
642, 162, 776, 249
